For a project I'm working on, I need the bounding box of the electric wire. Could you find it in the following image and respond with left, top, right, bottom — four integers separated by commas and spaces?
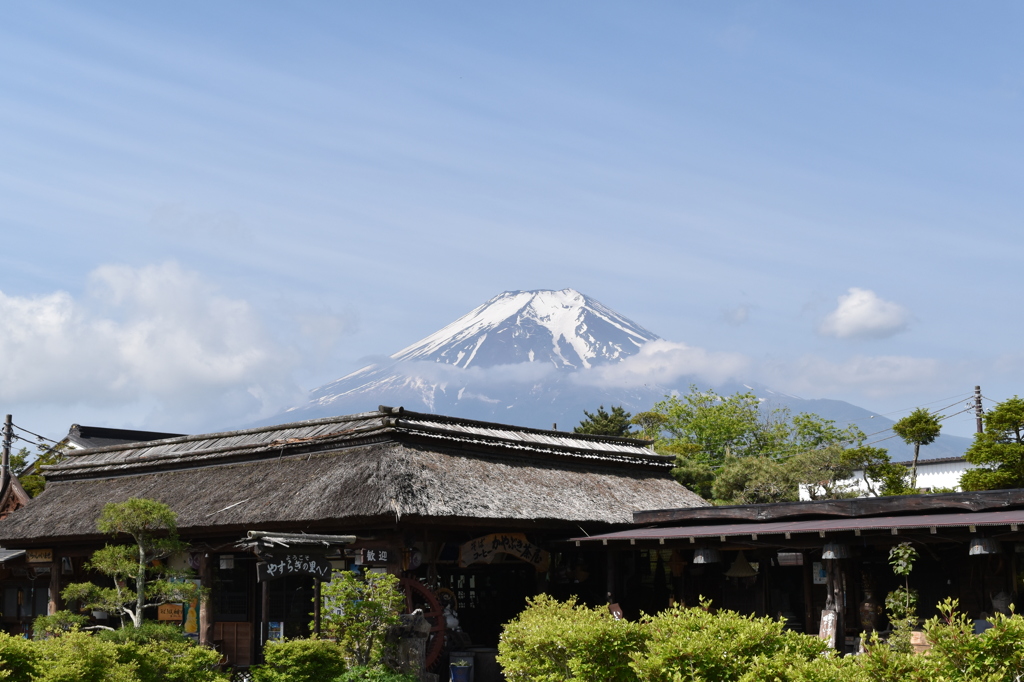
11, 423, 61, 444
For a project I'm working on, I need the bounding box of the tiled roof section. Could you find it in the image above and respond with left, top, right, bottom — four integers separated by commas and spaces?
44, 407, 670, 481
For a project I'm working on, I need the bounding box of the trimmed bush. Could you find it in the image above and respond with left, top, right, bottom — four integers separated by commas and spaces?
115, 639, 225, 682
0, 631, 40, 680
632, 603, 830, 682
333, 667, 418, 682
251, 638, 348, 682
498, 594, 647, 682
32, 611, 88, 639
31, 630, 138, 682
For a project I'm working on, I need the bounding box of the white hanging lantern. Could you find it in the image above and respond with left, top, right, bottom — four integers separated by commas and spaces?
692, 548, 721, 564
821, 542, 849, 560
969, 538, 1001, 555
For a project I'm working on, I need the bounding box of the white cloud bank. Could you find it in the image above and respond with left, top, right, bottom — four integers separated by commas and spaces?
760, 354, 942, 399
819, 288, 911, 340
0, 263, 309, 429
573, 340, 751, 388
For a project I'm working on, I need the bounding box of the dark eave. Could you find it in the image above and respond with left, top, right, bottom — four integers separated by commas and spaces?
634, 488, 1024, 525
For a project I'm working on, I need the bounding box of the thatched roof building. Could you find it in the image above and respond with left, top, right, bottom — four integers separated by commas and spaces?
0, 406, 704, 545
0, 407, 705, 662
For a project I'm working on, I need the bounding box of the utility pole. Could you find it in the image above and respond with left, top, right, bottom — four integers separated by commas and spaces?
974, 386, 984, 434
1, 414, 11, 489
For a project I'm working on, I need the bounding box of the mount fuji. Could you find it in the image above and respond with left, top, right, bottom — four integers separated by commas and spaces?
273, 289, 971, 459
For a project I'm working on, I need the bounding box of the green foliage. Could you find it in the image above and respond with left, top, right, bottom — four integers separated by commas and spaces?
670, 458, 716, 500
888, 542, 918, 578
320, 571, 404, 667
711, 455, 798, 504
923, 598, 1024, 680
961, 396, 1024, 491
31, 630, 139, 682
644, 387, 774, 464
94, 621, 189, 644
251, 638, 348, 682
632, 602, 829, 682
892, 408, 942, 489
33, 610, 89, 638
114, 639, 224, 682
856, 632, 932, 682
645, 386, 878, 504
0, 631, 40, 680
498, 594, 647, 682
497, 594, 1024, 682
62, 498, 198, 628
1, 627, 224, 682
11, 440, 69, 498
575, 405, 634, 437
885, 542, 919, 653
333, 667, 418, 682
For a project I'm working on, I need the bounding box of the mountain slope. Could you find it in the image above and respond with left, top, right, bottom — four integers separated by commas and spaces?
272, 288, 971, 459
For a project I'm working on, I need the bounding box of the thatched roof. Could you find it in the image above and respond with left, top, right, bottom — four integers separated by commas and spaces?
0, 407, 705, 544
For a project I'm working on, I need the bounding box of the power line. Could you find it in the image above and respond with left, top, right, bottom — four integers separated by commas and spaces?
11, 423, 61, 445
834, 392, 974, 426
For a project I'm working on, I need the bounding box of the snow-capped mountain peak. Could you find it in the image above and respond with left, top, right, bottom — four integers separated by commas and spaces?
391, 289, 658, 370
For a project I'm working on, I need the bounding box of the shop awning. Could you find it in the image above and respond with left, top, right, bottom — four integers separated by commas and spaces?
572, 509, 1024, 545
0, 549, 25, 563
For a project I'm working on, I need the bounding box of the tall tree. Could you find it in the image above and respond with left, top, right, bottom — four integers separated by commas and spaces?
636, 386, 788, 464
961, 396, 1024, 491
891, 408, 942, 490
62, 498, 199, 628
640, 386, 885, 504
574, 405, 633, 437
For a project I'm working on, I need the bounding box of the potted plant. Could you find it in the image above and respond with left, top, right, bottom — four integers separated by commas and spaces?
449, 658, 471, 682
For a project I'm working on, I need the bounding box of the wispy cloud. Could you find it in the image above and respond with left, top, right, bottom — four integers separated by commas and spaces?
573, 339, 750, 388
0, 262, 348, 429
721, 304, 752, 326
818, 288, 911, 340
759, 354, 941, 398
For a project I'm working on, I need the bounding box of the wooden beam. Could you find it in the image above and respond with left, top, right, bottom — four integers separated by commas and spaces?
48, 557, 62, 615
199, 552, 214, 648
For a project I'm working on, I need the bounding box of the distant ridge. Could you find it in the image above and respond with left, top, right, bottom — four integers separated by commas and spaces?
265, 288, 971, 460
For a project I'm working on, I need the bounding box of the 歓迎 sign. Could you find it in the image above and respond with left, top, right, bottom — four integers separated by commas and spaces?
26, 549, 52, 564
357, 548, 392, 566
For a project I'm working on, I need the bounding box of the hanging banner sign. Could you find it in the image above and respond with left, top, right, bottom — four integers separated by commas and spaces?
459, 533, 550, 572
257, 554, 332, 582
158, 603, 183, 621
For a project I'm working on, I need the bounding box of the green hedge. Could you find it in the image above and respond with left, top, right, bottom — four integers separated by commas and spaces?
497, 594, 648, 682
251, 638, 348, 682
497, 596, 1024, 682
0, 623, 226, 682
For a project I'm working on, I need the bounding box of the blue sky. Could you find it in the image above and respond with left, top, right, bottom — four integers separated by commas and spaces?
1, 1, 1022, 440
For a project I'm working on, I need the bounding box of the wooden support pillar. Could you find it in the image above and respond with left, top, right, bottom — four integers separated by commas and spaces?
198, 552, 214, 647
313, 578, 322, 636
606, 551, 617, 604
819, 559, 845, 651
260, 580, 269, 661
802, 552, 814, 635
48, 558, 62, 615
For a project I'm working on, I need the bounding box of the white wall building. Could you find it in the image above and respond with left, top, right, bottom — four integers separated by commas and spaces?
800, 456, 977, 500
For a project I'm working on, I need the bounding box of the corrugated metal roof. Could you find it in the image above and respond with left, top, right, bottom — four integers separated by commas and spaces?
575, 509, 1024, 543
0, 549, 25, 563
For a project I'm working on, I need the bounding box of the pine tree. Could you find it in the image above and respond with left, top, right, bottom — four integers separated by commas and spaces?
574, 405, 633, 437
892, 408, 942, 490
